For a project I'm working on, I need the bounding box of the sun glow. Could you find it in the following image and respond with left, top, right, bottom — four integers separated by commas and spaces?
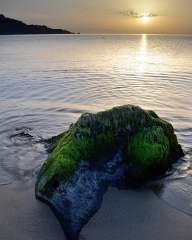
140, 15, 150, 24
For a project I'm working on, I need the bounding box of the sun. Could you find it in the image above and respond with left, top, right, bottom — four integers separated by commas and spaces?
140, 16, 150, 24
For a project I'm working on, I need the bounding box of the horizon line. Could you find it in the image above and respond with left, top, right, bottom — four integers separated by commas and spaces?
1, 13, 192, 35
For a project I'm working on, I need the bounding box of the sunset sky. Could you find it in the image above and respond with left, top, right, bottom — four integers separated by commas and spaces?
1, 0, 192, 33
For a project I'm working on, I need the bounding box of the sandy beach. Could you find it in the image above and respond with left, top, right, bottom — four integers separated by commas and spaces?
0, 182, 64, 240
0, 182, 192, 240
83, 188, 192, 240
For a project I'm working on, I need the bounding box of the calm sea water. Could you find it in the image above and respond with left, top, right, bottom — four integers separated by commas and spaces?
0, 34, 192, 215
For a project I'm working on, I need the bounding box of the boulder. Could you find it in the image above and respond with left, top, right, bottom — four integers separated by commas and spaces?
36, 105, 183, 240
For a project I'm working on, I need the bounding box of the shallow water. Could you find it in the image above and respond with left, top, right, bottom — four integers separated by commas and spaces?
0, 34, 192, 221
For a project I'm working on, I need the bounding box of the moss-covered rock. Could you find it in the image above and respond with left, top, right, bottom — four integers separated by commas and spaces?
36, 105, 184, 240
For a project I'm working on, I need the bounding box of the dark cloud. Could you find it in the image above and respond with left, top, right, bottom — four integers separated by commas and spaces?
117, 10, 158, 18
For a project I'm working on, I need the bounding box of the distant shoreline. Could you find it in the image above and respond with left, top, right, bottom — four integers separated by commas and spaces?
0, 14, 75, 35
0, 33, 79, 36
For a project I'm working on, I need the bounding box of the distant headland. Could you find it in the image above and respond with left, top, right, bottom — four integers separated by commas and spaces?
0, 14, 74, 35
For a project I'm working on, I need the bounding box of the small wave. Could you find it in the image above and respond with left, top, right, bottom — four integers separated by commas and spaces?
56, 107, 88, 114
0, 126, 48, 186
176, 127, 192, 133
9, 127, 44, 144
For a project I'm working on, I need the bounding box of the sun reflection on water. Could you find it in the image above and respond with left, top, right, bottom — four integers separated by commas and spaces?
138, 34, 148, 72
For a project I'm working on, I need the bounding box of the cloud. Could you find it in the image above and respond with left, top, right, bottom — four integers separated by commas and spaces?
117, 10, 158, 18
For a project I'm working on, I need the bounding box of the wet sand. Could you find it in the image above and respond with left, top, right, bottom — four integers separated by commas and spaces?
82, 188, 192, 240
0, 184, 192, 240
0, 182, 65, 240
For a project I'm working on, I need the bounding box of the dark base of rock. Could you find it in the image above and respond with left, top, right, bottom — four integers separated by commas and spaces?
36, 151, 127, 240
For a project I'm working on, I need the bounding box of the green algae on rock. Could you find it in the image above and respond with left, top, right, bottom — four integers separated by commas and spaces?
36, 105, 183, 196
124, 126, 170, 183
